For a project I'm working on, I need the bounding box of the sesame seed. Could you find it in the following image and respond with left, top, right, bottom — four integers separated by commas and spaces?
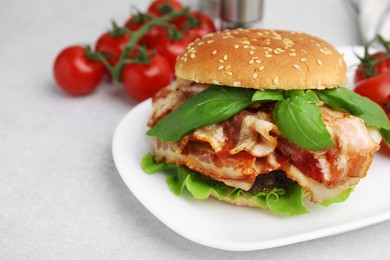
249, 60, 254, 64
219, 59, 224, 63
207, 40, 214, 44
212, 50, 217, 55
293, 64, 300, 69
225, 64, 231, 70
218, 65, 224, 70
250, 50, 255, 55
258, 66, 264, 71
289, 52, 296, 57
273, 76, 279, 84
234, 44, 240, 49
197, 42, 204, 46
223, 55, 228, 60
250, 46, 256, 50
265, 54, 272, 58
226, 71, 233, 76
190, 53, 195, 59
255, 60, 261, 64
317, 59, 322, 65
252, 73, 258, 79
212, 80, 220, 84
242, 40, 250, 44
273, 50, 280, 54
300, 58, 307, 62
233, 81, 241, 86
243, 45, 250, 49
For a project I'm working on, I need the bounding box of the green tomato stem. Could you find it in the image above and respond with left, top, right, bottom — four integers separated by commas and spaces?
105, 7, 192, 83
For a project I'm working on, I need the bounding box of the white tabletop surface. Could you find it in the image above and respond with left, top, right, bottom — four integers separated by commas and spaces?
2, 0, 390, 259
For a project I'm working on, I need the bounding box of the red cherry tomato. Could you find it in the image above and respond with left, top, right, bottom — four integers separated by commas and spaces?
354, 51, 390, 84
147, 31, 194, 72
95, 32, 130, 67
173, 11, 216, 39
121, 53, 174, 101
124, 15, 162, 46
147, 0, 183, 17
354, 74, 390, 110
53, 46, 104, 95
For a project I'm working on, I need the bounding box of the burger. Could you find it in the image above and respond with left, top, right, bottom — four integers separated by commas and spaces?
143, 29, 389, 215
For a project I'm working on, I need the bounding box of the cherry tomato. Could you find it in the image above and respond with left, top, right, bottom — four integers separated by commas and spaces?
121, 53, 174, 101
124, 15, 162, 46
147, 31, 194, 72
147, 0, 183, 17
53, 46, 104, 95
354, 51, 390, 84
173, 11, 216, 39
354, 74, 390, 110
95, 32, 130, 67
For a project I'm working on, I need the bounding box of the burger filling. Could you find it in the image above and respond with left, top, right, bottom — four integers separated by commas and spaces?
143, 79, 389, 215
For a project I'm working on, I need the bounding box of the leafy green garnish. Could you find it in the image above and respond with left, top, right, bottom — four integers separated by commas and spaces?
147, 86, 255, 141
320, 187, 354, 207
141, 153, 308, 216
252, 89, 284, 101
316, 87, 390, 130
141, 153, 356, 215
380, 129, 390, 144
273, 93, 335, 151
147, 85, 389, 153
141, 153, 177, 174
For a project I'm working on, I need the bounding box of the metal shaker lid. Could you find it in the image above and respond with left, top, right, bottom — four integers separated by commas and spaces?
220, 0, 264, 23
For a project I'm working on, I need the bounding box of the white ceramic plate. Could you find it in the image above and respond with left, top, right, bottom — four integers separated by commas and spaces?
112, 46, 390, 251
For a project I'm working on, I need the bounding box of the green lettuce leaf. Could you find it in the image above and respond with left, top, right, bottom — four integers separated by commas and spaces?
141, 153, 307, 216
320, 187, 354, 207
141, 154, 354, 215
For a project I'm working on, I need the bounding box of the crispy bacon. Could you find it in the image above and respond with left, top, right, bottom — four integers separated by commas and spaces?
148, 79, 210, 127
150, 83, 380, 202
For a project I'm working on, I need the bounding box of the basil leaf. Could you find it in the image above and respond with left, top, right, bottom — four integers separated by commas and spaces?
252, 89, 283, 101
380, 128, 390, 144
274, 96, 335, 151
317, 87, 390, 130
147, 86, 255, 141
289, 90, 320, 104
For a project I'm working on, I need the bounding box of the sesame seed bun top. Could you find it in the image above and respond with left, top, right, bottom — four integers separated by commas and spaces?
175, 29, 347, 90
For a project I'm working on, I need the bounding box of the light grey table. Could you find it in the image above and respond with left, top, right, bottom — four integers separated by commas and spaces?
2, 0, 389, 259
